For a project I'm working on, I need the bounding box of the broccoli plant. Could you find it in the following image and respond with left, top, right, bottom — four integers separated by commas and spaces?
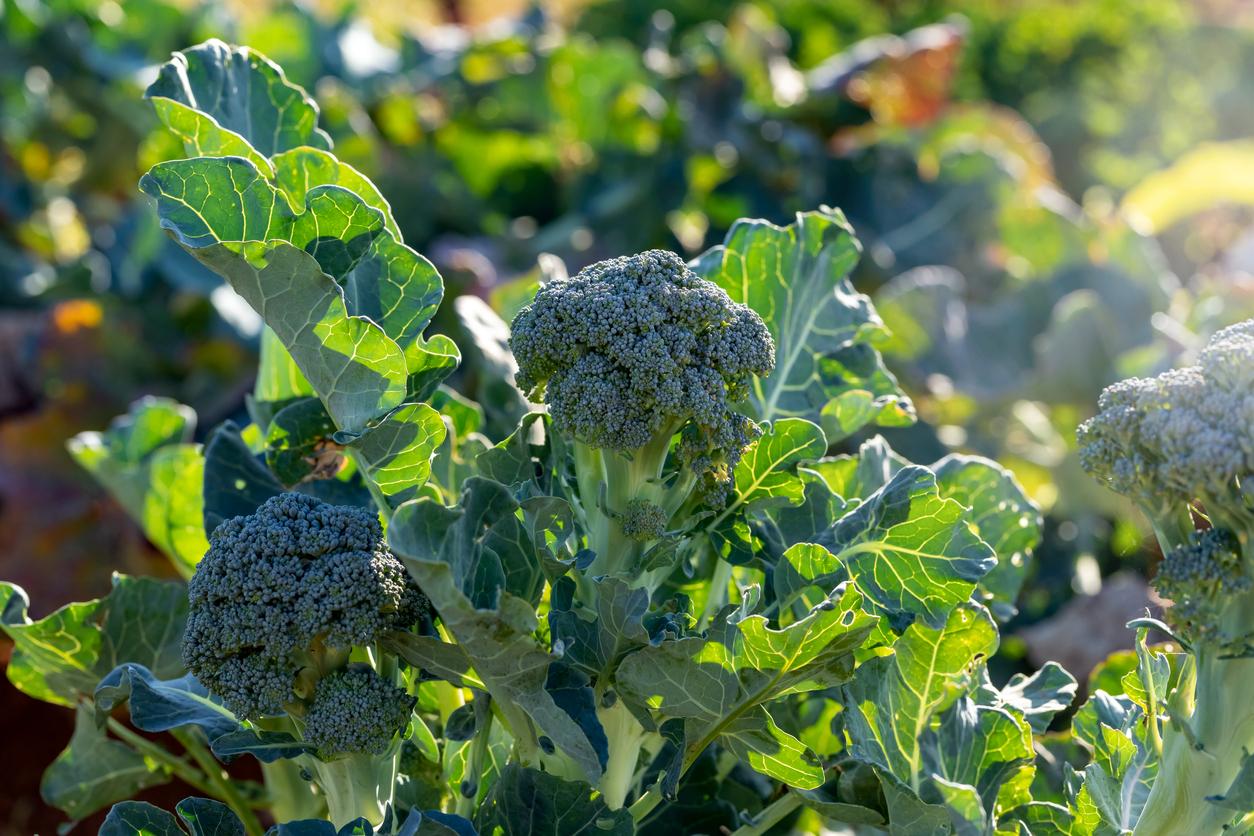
1072, 320, 1254, 836
0, 38, 1132, 836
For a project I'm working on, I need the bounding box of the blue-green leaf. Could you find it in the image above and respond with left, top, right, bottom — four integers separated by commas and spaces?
933, 454, 1041, 622
175, 797, 246, 836
390, 483, 603, 783
95, 664, 239, 740
100, 801, 184, 836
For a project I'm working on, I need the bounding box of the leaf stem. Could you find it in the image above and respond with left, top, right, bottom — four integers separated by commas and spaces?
455, 700, 494, 818
729, 791, 802, 836
172, 727, 267, 836
104, 717, 217, 798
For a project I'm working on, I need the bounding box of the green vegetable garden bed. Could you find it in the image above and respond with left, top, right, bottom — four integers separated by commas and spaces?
2, 18, 1254, 836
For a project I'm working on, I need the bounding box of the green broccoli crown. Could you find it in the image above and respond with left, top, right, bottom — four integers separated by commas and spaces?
1077, 319, 1254, 514
1155, 528, 1250, 646
301, 666, 416, 759
619, 499, 669, 541
509, 250, 775, 487
184, 493, 427, 719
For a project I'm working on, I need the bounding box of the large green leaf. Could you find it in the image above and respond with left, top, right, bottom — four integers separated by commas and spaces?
100, 798, 249, 836
693, 207, 913, 431
735, 582, 879, 696
450, 295, 532, 440
149, 96, 272, 174
1005, 801, 1089, 836
67, 397, 207, 577
1, 576, 187, 708
978, 662, 1077, 735
201, 422, 283, 535
1070, 692, 1157, 833
255, 326, 314, 405
706, 418, 827, 564
141, 157, 408, 433
100, 801, 185, 836
264, 397, 341, 487
169, 798, 247, 836
390, 477, 544, 608
720, 706, 824, 789
95, 664, 240, 741
146, 39, 331, 157
43, 704, 169, 820
843, 605, 999, 799
271, 148, 399, 236
730, 418, 828, 510
142, 154, 454, 433
547, 576, 650, 681
816, 465, 996, 627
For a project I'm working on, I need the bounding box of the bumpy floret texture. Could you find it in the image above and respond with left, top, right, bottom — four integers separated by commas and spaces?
1077, 319, 1254, 510
184, 493, 427, 719
302, 666, 416, 758
619, 499, 668, 541
1155, 528, 1249, 646
510, 250, 775, 493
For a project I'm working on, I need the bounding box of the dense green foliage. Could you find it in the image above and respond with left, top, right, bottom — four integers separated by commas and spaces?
2, 2, 1254, 836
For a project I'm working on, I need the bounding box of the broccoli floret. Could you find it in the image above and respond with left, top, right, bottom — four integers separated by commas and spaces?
1077, 320, 1254, 539
302, 666, 416, 758
1155, 528, 1250, 647
510, 250, 774, 497
619, 499, 668, 542
184, 493, 426, 720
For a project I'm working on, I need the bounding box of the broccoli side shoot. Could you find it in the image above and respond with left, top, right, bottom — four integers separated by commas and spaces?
1155, 528, 1249, 650
619, 499, 669, 542
184, 491, 423, 726
509, 250, 775, 580
302, 666, 417, 758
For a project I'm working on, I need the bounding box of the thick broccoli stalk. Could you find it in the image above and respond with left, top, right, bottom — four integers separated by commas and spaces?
1078, 320, 1254, 836
510, 250, 775, 583
184, 493, 426, 826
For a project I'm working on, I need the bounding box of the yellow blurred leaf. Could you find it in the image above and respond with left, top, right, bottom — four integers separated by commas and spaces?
1122, 141, 1254, 233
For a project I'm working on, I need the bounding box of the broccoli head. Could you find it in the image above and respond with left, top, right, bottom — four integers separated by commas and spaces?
509, 249, 775, 495
1077, 319, 1254, 534
302, 666, 416, 758
184, 493, 426, 719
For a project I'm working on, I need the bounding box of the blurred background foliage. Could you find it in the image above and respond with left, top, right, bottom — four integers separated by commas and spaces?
3, 0, 1254, 830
